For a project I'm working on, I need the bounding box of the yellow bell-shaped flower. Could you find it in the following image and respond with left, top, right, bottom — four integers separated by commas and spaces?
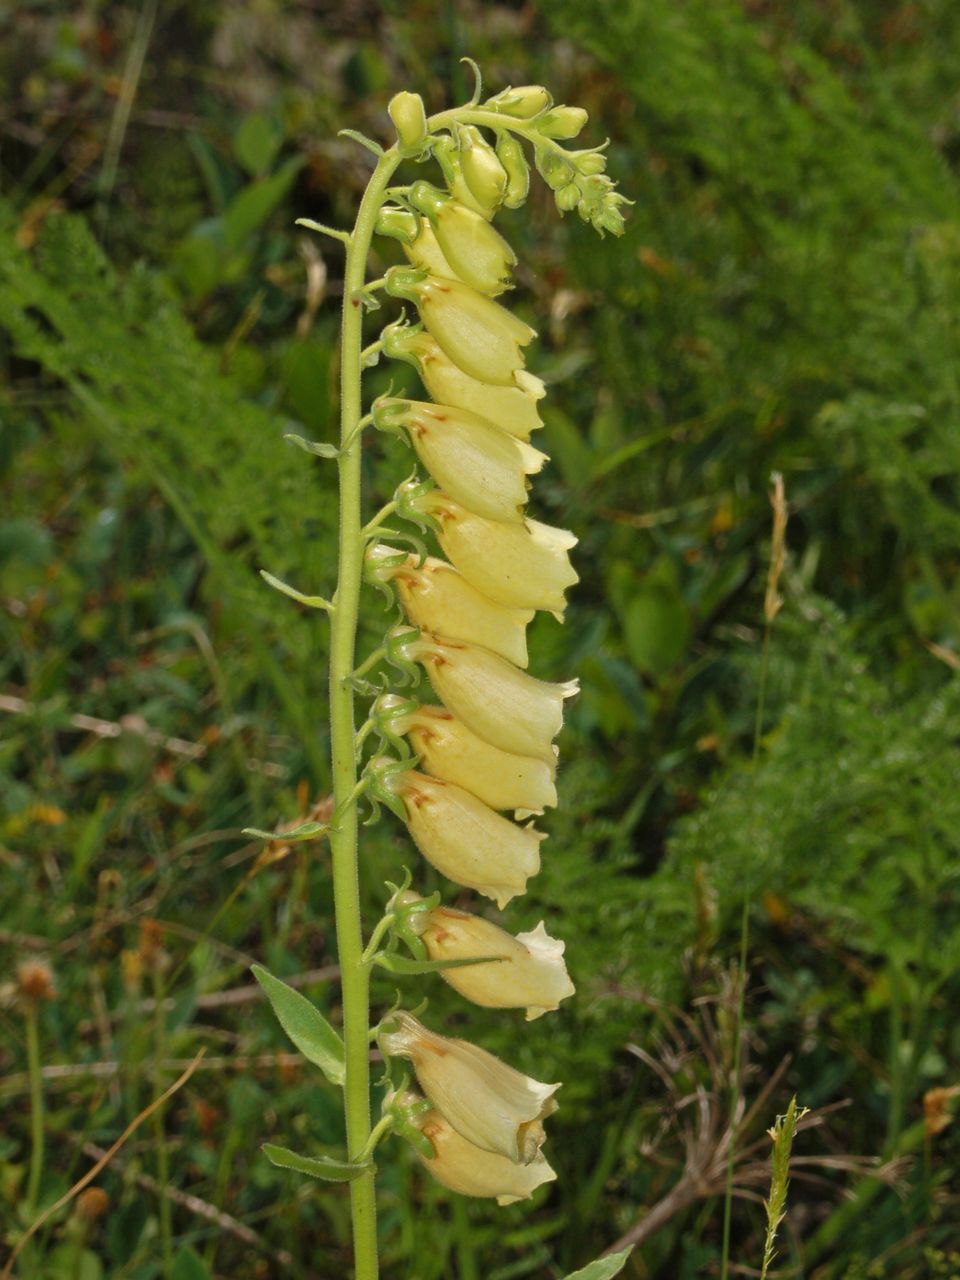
404, 898, 575, 1020
385, 700, 557, 813
365, 545, 533, 668
410, 181, 516, 296
413, 1104, 557, 1203
373, 397, 546, 523
426, 493, 579, 617
414, 632, 578, 764
380, 1011, 559, 1163
384, 267, 536, 386
404, 220, 458, 279
382, 322, 545, 439
392, 770, 544, 908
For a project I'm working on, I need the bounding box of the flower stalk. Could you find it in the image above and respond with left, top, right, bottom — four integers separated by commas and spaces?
254, 69, 625, 1280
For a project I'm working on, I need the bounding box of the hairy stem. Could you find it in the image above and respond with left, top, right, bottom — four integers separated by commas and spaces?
329, 144, 402, 1280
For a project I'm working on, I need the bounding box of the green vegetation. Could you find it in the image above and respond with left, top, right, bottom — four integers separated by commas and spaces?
2, 2, 959, 1277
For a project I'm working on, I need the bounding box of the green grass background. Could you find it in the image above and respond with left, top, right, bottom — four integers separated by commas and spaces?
2, 1, 959, 1276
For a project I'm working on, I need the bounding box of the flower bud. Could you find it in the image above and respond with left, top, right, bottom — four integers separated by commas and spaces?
365, 545, 533, 668
414, 1105, 557, 1203
432, 133, 492, 219
388, 702, 558, 813
413, 902, 575, 1020
574, 149, 608, 176
485, 85, 553, 119
380, 1011, 560, 1162
458, 126, 508, 216
375, 205, 419, 244
535, 147, 576, 191
388, 91, 428, 154
413, 632, 578, 763
382, 322, 545, 439
556, 183, 581, 213
535, 106, 589, 140
384, 267, 535, 386
392, 769, 544, 908
496, 131, 531, 209
372, 397, 546, 523
409, 181, 516, 296
409, 490, 578, 616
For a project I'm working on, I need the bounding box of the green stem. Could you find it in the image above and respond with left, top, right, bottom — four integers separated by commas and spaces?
329, 144, 403, 1280
24, 1003, 44, 1214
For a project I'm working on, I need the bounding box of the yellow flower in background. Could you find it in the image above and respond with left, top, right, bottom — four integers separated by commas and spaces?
414, 1104, 557, 1203
365, 546, 533, 668
373, 397, 546, 523
413, 632, 579, 764
392, 770, 544, 908
382, 322, 545, 440
384, 267, 535, 385
401, 896, 575, 1020
382, 699, 558, 813
380, 1011, 559, 1163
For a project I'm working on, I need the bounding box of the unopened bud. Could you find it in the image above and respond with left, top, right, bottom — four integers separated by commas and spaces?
575, 149, 608, 176
409, 181, 515, 295
388, 91, 428, 154
496, 132, 530, 209
556, 182, 581, 213
458, 126, 508, 217
485, 85, 553, 119
535, 105, 589, 140
375, 206, 419, 245
536, 147, 576, 191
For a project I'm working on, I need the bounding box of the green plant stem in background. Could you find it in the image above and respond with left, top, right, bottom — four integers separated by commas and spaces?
328, 145, 402, 1280
24, 1002, 44, 1214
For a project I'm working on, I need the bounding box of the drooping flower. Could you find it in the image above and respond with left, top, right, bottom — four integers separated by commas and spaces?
382, 320, 545, 439
412, 1103, 557, 1203
406, 631, 578, 764
384, 267, 535, 386
380, 697, 558, 813
373, 397, 546, 523
390, 769, 544, 908
409, 181, 516, 296
400, 895, 574, 1020
380, 1011, 559, 1163
365, 545, 533, 668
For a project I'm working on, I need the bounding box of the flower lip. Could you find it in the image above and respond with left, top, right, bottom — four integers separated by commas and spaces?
415, 1105, 557, 1204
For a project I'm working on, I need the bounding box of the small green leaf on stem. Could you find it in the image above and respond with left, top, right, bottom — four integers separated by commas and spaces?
260, 570, 334, 612
283, 432, 340, 458
243, 820, 331, 843
338, 128, 384, 157
563, 1249, 640, 1280
372, 953, 504, 976
252, 965, 345, 1086
561, 1247, 635, 1280
262, 1144, 370, 1182
295, 217, 351, 244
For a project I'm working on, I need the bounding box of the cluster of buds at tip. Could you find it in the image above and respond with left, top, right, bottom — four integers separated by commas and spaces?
365, 80, 623, 1202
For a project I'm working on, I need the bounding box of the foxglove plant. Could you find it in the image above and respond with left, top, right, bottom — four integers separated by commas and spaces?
250, 65, 630, 1280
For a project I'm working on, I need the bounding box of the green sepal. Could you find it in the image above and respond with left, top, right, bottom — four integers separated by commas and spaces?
561, 1247, 635, 1280
372, 952, 503, 976
251, 965, 345, 1087
396, 1120, 434, 1160
243, 820, 331, 843
284, 432, 339, 458
260, 570, 334, 612
262, 1144, 370, 1182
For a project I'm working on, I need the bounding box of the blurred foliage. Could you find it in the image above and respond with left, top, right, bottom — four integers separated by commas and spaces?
2, 1, 960, 1278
